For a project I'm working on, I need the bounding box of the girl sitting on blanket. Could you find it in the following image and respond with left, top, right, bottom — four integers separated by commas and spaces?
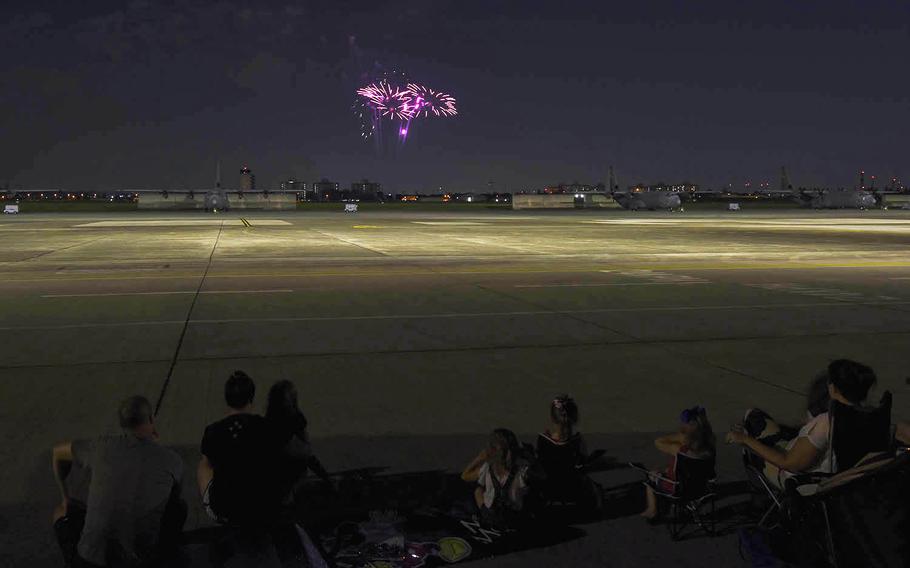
537, 395, 601, 511
462, 429, 530, 529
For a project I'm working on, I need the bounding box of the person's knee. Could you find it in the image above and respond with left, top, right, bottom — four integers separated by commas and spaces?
897, 422, 910, 445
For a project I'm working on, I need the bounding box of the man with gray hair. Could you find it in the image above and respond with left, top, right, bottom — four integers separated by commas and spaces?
52, 395, 185, 567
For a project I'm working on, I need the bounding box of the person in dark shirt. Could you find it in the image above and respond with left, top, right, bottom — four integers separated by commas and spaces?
265, 380, 332, 512
536, 395, 599, 510
198, 370, 276, 526
52, 395, 185, 568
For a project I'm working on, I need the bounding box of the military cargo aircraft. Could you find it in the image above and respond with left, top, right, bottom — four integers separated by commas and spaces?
606, 166, 683, 211
611, 189, 683, 211
793, 188, 880, 209
783, 167, 884, 210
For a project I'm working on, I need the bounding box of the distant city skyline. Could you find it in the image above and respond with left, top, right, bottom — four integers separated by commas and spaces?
2, 1, 907, 191
0, 161, 900, 194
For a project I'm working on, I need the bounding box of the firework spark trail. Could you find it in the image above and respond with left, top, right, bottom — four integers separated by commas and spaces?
406, 83, 458, 117
356, 80, 415, 120
354, 74, 457, 143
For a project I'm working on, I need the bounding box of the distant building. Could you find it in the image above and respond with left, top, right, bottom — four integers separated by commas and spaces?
351, 179, 382, 195
669, 182, 698, 193
542, 182, 600, 194
313, 178, 340, 201
239, 166, 255, 191
279, 178, 306, 193
629, 182, 697, 193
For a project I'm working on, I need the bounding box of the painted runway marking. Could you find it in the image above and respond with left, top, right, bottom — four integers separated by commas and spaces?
75, 220, 291, 227
308, 229, 389, 256
514, 282, 708, 288
452, 236, 541, 254
55, 268, 171, 274
412, 221, 488, 226
604, 269, 710, 284
41, 289, 294, 298
8, 260, 910, 283
745, 283, 901, 302
5, 300, 910, 331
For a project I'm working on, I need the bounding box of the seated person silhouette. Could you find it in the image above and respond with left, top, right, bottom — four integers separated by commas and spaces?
640, 406, 716, 520
462, 429, 530, 529
52, 396, 185, 568
536, 395, 600, 511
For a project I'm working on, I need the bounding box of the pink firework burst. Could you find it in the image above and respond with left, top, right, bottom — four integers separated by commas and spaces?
356, 80, 415, 120
406, 83, 458, 117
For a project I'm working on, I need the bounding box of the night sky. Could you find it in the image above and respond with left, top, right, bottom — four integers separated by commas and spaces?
2, 1, 908, 192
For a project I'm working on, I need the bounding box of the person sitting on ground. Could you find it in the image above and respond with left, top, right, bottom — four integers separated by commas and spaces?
265, 379, 332, 511
640, 406, 716, 520
52, 395, 185, 568
726, 359, 877, 488
198, 370, 277, 526
461, 429, 531, 529
536, 395, 599, 509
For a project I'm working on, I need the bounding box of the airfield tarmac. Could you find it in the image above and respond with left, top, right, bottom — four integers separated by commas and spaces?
2, 208, 910, 566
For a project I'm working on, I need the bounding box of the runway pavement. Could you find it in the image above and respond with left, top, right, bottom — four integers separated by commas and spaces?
2, 208, 909, 566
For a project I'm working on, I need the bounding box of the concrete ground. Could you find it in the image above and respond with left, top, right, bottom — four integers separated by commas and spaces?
1, 208, 909, 567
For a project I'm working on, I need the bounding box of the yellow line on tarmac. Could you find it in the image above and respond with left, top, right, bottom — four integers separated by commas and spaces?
3, 260, 910, 283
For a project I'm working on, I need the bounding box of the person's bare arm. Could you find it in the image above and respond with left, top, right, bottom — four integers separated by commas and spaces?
52, 442, 74, 516
654, 432, 685, 456
473, 486, 485, 509
728, 431, 820, 472
461, 449, 488, 482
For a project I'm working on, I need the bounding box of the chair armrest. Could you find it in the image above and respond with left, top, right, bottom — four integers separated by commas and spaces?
650, 473, 679, 486
628, 462, 680, 488
783, 472, 834, 496
788, 472, 834, 485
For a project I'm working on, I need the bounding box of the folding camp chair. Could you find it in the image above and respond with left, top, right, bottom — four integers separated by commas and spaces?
742, 392, 893, 530
796, 450, 909, 568
827, 391, 892, 472
791, 392, 894, 567
742, 450, 785, 530
640, 452, 717, 540
742, 392, 894, 566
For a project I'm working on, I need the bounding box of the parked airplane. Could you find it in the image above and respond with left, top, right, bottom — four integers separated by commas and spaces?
607, 166, 683, 211
134, 163, 294, 211
783, 167, 883, 209
612, 189, 683, 211
793, 188, 879, 209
